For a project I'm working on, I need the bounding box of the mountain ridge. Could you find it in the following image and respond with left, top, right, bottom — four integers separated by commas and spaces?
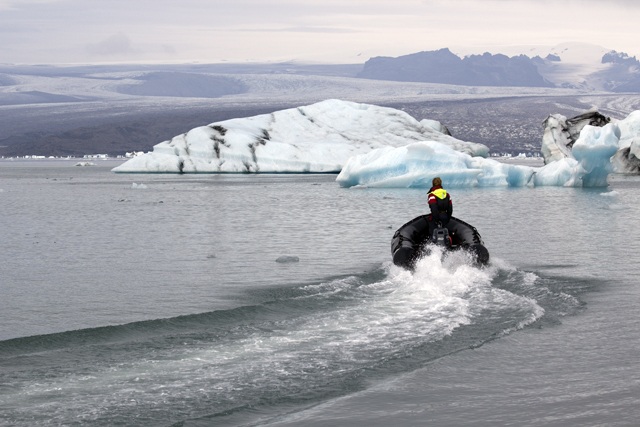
357, 48, 554, 88
357, 43, 640, 92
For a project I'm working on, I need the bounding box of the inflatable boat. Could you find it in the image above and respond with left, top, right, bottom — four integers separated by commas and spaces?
391, 215, 489, 270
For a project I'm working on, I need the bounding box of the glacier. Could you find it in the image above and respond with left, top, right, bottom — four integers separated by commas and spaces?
112, 99, 488, 174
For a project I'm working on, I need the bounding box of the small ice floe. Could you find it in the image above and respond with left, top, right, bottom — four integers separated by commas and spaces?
75, 162, 96, 166
206, 254, 217, 259
131, 183, 148, 189
276, 256, 299, 263
605, 204, 628, 210
600, 190, 626, 209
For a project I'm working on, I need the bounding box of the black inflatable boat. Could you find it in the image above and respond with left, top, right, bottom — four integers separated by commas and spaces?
391, 215, 489, 270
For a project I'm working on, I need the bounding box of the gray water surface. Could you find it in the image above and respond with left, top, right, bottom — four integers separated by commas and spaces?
1, 160, 639, 426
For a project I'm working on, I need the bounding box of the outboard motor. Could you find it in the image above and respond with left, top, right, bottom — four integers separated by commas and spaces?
432, 226, 452, 249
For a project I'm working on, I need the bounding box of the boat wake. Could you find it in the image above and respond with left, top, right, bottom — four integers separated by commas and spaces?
0, 254, 585, 426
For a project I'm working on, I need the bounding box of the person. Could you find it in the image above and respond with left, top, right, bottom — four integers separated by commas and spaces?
428, 177, 452, 229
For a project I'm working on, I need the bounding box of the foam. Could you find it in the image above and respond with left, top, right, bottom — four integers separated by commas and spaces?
2, 253, 545, 426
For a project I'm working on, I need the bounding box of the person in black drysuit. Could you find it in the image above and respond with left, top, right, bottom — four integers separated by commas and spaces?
427, 177, 452, 231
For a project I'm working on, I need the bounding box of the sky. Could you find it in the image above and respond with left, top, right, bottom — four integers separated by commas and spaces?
2, 0, 640, 65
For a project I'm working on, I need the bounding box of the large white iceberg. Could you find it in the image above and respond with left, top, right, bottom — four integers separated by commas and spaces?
336, 141, 534, 188
112, 99, 488, 173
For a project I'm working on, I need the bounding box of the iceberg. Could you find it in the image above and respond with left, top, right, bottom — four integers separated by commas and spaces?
530, 109, 640, 187
535, 124, 618, 187
611, 110, 640, 173
112, 100, 488, 174
540, 110, 611, 164
533, 157, 579, 186
569, 124, 620, 186
338, 113, 638, 189
336, 141, 534, 188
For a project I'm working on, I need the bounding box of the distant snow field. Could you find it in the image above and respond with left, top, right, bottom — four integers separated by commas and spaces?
0, 69, 585, 109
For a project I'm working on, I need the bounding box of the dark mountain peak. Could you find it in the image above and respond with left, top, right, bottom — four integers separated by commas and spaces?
596, 50, 640, 92
358, 48, 553, 87
602, 50, 638, 65
401, 48, 461, 62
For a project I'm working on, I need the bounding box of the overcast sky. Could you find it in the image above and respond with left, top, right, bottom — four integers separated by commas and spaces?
2, 0, 640, 65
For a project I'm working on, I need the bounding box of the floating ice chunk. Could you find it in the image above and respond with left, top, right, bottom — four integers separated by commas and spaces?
131, 183, 148, 189
600, 190, 625, 209
540, 111, 611, 164
605, 203, 628, 210
569, 123, 620, 187
541, 109, 640, 177
336, 141, 533, 188
534, 123, 620, 187
617, 111, 640, 149
75, 162, 95, 166
534, 157, 579, 186
112, 100, 488, 174
276, 256, 299, 263
541, 114, 573, 163
468, 156, 535, 187
612, 111, 640, 173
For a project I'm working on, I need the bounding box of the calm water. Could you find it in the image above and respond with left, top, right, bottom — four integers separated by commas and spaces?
1, 160, 639, 426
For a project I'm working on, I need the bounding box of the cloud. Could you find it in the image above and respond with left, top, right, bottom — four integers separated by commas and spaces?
3, 0, 640, 64
85, 33, 134, 56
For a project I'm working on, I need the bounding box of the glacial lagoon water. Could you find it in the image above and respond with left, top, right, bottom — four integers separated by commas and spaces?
1, 159, 639, 426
